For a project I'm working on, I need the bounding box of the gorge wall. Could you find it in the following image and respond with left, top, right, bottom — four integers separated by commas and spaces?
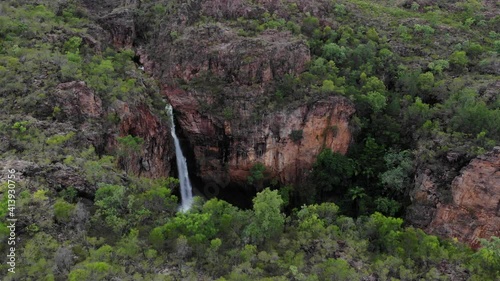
88, 0, 499, 247
132, 11, 356, 189
54, 81, 174, 180
409, 147, 500, 248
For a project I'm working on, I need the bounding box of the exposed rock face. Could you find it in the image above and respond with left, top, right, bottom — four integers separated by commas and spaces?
425, 147, 500, 247
113, 101, 174, 178
97, 8, 136, 49
165, 85, 354, 186
54, 81, 103, 119
152, 26, 310, 85
142, 23, 354, 188
408, 148, 500, 247
89, 0, 355, 189
54, 81, 173, 179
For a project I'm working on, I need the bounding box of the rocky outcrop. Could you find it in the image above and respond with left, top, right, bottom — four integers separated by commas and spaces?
54, 81, 103, 119
97, 7, 136, 49
425, 147, 500, 247
166, 85, 354, 187
53, 81, 174, 179
151, 26, 310, 85
409, 148, 500, 247
113, 101, 174, 178
0, 160, 95, 196
89, 0, 354, 190
141, 22, 354, 188
129, 5, 355, 190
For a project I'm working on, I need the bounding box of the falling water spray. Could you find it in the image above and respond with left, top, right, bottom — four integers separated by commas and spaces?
166, 104, 193, 212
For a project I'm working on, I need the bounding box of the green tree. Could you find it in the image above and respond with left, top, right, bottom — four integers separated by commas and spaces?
92, 184, 127, 234
321, 79, 335, 93
363, 91, 387, 113
469, 237, 500, 278
247, 162, 266, 189
302, 16, 320, 37
428, 59, 449, 75
361, 76, 386, 94
54, 200, 75, 223
449, 51, 468, 68
313, 258, 359, 281
63, 36, 82, 53
417, 71, 435, 91
374, 197, 401, 217
162, 212, 217, 245
380, 150, 413, 196
322, 43, 347, 63
244, 188, 284, 244
312, 149, 356, 196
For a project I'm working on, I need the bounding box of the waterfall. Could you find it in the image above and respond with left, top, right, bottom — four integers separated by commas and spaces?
166, 104, 193, 212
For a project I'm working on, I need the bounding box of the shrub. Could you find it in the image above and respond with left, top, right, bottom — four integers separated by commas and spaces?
322, 43, 347, 63
363, 91, 387, 113
302, 16, 320, 37
465, 42, 483, 57
321, 79, 335, 93
449, 51, 468, 67
494, 40, 500, 54
54, 200, 75, 223
289, 130, 303, 143
417, 72, 435, 91
428, 59, 449, 75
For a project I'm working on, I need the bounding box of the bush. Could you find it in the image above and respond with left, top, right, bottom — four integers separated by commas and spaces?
449, 51, 468, 67
54, 200, 75, 223
289, 130, 303, 143
417, 71, 435, 91
302, 16, 320, 37
321, 79, 335, 93
428, 59, 449, 75
363, 91, 387, 113
494, 40, 500, 54
312, 149, 356, 195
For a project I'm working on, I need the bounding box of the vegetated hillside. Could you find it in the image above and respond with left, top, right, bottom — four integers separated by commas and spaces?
0, 0, 498, 280
128, 0, 500, 242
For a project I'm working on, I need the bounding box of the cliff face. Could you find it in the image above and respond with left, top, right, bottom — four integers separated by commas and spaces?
54, 81, 174, 179
85, 0, 356, 191
409, 148, 500, 247
142, 24, 355, 188
165, 84, 354, 187
426, 147, 500, 247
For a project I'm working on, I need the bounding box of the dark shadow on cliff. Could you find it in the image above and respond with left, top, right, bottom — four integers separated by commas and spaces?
169, 109, 255, 209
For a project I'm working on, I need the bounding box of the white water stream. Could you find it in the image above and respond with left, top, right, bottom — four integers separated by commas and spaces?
166, 104, 193, 212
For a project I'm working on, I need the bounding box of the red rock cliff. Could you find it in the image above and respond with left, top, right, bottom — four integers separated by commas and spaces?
425, 147, 500, 247
143, 25, 355, 188
165, 84, 354, 187
92, 1, 355, 190
54, 81, 174, 179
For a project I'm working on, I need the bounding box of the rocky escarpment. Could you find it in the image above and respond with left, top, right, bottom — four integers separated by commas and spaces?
53, 81, 174, 179
166, 84, 354, 187
409, 148, 500, 248
140, 23, 355, 188
1, 81, 174, 197
84, 0, 356, 192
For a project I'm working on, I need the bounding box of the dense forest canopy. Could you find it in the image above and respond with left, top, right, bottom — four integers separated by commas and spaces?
0, 0, 499, 280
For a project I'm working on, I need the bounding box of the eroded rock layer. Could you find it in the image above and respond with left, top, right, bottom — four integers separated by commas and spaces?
425, 147, 500, 247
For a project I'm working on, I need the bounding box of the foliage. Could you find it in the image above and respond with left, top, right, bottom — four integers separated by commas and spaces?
2, 0, 500, 280
244, 188, 284, 244
311, 149, 356, 195
54, 200, 75, 223
449, 50, 469, 67
247, 163, 266, 187
289, 129, 303, 143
